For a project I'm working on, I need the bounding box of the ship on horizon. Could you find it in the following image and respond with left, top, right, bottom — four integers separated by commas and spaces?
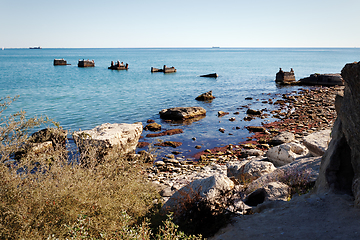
29, 46, 41, 49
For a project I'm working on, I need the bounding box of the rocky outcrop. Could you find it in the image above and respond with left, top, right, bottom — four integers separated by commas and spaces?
299, 73, 344, 86
315, 61, 360, 206
73, 122, 142, 156
159, 107, 206, 120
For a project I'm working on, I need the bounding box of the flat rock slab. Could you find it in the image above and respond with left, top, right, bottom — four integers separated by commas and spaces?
159, 107, 206, 120
73, 122, 143, 155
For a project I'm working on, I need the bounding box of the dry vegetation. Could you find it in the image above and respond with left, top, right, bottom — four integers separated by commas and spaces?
0, 96, 202, 239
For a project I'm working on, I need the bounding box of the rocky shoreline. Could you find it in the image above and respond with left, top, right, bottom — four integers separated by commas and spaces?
145, 85, 344, 213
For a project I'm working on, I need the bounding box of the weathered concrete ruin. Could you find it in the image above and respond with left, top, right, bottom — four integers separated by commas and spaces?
315, 61, 360, 207
275, 68, 296, 84
53, 58, 70, 66
151, 65, 176, 73
78, 59, 95, 67
108, 61, 128, 70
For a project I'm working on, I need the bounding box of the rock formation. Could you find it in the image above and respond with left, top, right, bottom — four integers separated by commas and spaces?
195, 90, 215, 101
159, 107, 206, 120
299, 73, 344, 86
315, 61, 360, 206
73, 122, 142, 157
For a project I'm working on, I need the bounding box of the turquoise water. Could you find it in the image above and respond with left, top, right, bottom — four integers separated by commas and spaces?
1, 48, 359, 158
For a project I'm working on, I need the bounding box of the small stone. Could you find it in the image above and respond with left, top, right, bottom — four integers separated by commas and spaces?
195, 145, 202, 149
219, 128, 225, 133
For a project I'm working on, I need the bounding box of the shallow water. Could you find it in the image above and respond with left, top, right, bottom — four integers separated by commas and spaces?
1, 48, 359, 159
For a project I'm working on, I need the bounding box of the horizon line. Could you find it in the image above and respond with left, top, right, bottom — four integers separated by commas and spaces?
2, 46, 359, 50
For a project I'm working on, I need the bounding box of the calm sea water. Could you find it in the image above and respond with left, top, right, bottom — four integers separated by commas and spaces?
1, 48, 359, 159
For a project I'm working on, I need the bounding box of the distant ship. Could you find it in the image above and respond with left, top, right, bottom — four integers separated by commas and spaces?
212, 46, 220, 48
29, 46, 41, 49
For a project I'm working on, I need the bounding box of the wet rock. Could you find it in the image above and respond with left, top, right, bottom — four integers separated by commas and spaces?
218, 111, 229, 117
246, 126, 267, 133
195, 90, 216, 101
246, 109, 262, 115
144, 122, 161, 131
155, 141, 183, 148
146, 129, 183, 137
137, 142, 150, 148
159, 107, 206, 120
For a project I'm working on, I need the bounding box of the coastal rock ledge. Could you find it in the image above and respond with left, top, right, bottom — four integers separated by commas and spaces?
159, 106, 206, 120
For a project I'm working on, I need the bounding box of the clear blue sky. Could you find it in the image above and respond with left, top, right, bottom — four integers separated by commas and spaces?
2, 0, 360, 48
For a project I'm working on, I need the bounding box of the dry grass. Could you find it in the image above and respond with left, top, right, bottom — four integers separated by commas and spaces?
0, 96, 202, 239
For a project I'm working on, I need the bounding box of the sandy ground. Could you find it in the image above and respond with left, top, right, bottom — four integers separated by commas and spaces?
210, 192, 360, 240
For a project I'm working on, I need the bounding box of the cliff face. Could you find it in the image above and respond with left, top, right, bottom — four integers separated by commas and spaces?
316, 61, 360, 206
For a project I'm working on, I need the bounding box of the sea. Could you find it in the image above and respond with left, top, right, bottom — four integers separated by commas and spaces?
1, 48, 359, 159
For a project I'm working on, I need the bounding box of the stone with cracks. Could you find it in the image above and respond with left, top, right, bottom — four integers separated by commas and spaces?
163, 174, 235, 211
266, 142, 309, 166
73, 122, 143, 156
227, 160, 276, 183
303, 129, 331, 156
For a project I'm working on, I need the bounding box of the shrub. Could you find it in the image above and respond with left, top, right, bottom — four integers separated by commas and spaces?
0, 96, 203, 239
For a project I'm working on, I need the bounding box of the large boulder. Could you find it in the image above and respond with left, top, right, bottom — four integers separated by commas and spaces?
73, 122, 142, 156
247, 156, 322, 195
163, 174, 234, 211
244, 181, 290, 206
315, 61, 360, 207
227, 160, 276, 183
266, 142, 309, 166
303, 129, 331, 156
159, 107, 206, 120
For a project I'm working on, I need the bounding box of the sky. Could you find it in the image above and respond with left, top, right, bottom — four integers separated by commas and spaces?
1, 0, 360, 48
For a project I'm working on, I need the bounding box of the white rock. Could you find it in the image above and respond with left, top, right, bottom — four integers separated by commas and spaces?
266, 142, 309, 166
73, 122, 142, 155
227, 160, 276, 182
163, 174, 235, 211
303, 129, 331, 156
